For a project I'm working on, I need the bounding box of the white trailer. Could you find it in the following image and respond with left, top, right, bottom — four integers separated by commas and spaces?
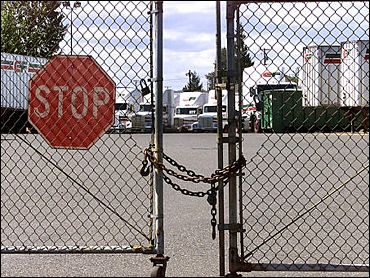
340, 40, 369, 106
1, 52, 47, 132
1, 52, 47, 110
173, 91, 208, 132
300, 45, 342, 106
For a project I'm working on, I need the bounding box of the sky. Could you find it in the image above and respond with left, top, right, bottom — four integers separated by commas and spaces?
60, 1, 225, 91
58, 1, 369, 92
162, 1, 226, 91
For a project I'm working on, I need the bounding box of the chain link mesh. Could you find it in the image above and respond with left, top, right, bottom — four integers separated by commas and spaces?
1, 1, 369, 270
1, 1, 154, 253
238, 1, 369, 271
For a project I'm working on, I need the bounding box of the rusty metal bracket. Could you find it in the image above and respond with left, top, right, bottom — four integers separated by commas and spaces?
215, 83, 227, 89
218, 223, 245, 233
220, 136, 239, 144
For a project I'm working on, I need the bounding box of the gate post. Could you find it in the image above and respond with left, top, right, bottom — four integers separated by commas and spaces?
154, 0, 164, 256
226, 2, 240, 276
151, 1, 170, 276
216, 1, 225, 276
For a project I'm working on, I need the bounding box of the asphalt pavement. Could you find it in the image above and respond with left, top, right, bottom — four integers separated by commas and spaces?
1, 133, 369, 277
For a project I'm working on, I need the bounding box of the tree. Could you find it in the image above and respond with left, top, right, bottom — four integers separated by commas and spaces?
237, 25, 254, 71
205, 25, 254, 90
205, 47, 227, 90
1, 1, 67, 58
182, 70, 204, 92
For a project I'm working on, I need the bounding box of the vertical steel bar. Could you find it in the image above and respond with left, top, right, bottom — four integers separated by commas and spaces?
226, 1, 239, 276
236, 8, 245, 259
215, 1, 225, 276
153, 0, 164, 255
150, 1, 155, 136
148, 0, 154, 244
70, 10, 73, 54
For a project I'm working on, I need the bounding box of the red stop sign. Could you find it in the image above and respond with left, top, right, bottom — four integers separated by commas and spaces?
28, 55, 115, 149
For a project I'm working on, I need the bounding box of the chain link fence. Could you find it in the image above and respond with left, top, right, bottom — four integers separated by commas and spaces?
1, 1, 155, 253
238, 1, 369, 272
1, 1, 369, 274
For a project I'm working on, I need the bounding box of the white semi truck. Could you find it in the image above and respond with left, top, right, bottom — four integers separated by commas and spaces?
191, 89, 228, 132
111, 88, 142, 132
173, 91, 208, 132
191, 89, 251, 133
131, 89, 175, 132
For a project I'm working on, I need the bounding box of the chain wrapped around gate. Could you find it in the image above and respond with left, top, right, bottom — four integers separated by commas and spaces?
140, 144, 246, 239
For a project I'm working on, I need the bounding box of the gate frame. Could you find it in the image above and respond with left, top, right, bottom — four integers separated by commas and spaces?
225, 1, 369, 276
1, 0, 158, 258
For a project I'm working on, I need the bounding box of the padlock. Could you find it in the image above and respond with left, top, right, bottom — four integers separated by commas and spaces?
140, 79, 151, 96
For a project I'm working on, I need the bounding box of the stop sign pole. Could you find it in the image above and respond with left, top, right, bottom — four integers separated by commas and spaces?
28, 55, 115, 149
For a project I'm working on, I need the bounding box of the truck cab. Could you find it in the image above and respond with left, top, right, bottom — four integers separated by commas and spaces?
131, 102, 154, 131
174, 106, 202, 132
111, 89, 139, 132
191, 103, 228, 132
191, 89, 228, 132
173, 91, 208, 132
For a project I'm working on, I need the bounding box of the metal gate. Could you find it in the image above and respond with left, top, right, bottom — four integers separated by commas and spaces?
2, 1, 369, 277
1, 1, 159, 255
222, 1, 369, 276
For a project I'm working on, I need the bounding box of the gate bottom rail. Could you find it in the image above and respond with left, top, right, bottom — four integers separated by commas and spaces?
1, 245, 156, 254
237, 261, 369, 273
247, 263, 369, 273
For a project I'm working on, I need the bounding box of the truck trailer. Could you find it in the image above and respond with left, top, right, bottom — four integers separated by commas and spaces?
340, 40, 369, 107
1, 52, 47, 133
300, 45, 342, 106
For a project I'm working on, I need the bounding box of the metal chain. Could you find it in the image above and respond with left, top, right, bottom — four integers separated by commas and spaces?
162, 172, 229, 197
140, 145, 245, 240
207, 183, 218, 240
142, 146, 246, 187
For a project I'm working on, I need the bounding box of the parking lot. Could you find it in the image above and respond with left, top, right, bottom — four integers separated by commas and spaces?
1, 132, 369, 277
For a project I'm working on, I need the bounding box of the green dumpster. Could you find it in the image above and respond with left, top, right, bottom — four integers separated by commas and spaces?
261, 88, 304, 133
260, 88, 368, 133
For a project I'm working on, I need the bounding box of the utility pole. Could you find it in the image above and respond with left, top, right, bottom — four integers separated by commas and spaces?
62, 1, 81, 55
186, 70, 192, 84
